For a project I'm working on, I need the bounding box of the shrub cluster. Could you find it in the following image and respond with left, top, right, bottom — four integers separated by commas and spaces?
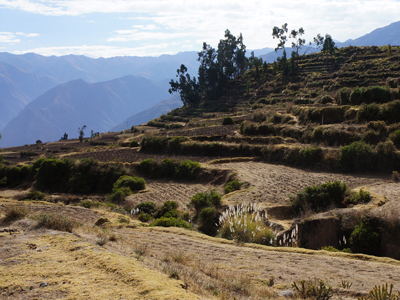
290, 181, 348, 214
134, 200, 191, 229
357, 100, 400, 124
3, 205, 29, 223
109, 175, 146, 203
190, 190, 221, 235
224, 179, 243, 194
222, 116, 234, 125
35, 213, 76, 232
136, 158, 201, 180
349, 86, 391, 105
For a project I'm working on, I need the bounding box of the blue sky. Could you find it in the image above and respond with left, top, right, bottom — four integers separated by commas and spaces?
0, 0, 399, 58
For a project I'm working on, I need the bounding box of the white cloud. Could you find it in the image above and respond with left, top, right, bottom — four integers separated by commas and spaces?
11, 44, 178, 58
0, 32, 20, 43
1, 0, 399, 54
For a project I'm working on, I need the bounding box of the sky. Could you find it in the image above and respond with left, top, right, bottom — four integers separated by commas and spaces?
0, 0, 399, 58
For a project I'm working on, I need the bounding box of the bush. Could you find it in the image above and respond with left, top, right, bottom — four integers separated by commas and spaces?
338, 141, 375, 172
151, 217, 192, 229
349, 189, 371, 204
349, 219, 380, 255
140, 136, 169, 153
113, 175, 146, 192
290, 181, 348, 214
367, 121, 387, 132
198, 207, 218, 236
138, 212, 152, 222
222, 116, 234, 125
175, 160, 201, 180
35, 213, 75, 232
300, 146, 323, 166
24, 191, 45, 200
357, 103, 380, 123
168, 137, 186, 153
136, 201, 156, 215
190, 190, 221, 214
129, 140, 139, 147
110, 187, 132, 203
156, 200, 179, 218
292, 278, 333, 300
35, 158, 72, 192
389, 130, 400, 147
338, 87, 351, 104
362, 130, 381, 145
252, 112, 267, 122
350, 86, 391, 105
137, 158, 159, 178
319, 95, 334, 104
160, 158, 178, 177
224, 179, 243, 194
3, 205, 28, 223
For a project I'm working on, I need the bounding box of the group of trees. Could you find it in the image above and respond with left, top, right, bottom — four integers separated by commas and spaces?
170, 26, 338, 106
169, 29, 251, 106
272, 23, 337, 75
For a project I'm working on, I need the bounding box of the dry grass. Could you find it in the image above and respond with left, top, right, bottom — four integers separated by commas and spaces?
2, 204, 29, 224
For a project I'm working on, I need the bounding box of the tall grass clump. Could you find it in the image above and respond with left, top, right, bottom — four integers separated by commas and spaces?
218, 203, 275, 245
35, 213, 75, 232
3, 205, 29, 223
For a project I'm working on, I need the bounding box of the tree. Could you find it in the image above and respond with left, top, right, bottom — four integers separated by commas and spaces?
290, 27, 305, 55
78, 125, 86, 143
322, 34, 337, 56
168, 64, 201, 106
272, 23, 288, 52
60, 133, 68, 141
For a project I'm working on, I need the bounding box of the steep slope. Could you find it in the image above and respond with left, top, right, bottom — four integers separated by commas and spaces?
111, 95, 182, 132
0, 62, 57, 129
339, 20, 400, 47
0, 76, 170, 147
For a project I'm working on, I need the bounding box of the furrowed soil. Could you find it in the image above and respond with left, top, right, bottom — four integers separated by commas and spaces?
1, 160, 399, 299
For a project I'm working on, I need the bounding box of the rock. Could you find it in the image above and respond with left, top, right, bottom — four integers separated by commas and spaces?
279, 290, 294, 298
39, 282, 48, 287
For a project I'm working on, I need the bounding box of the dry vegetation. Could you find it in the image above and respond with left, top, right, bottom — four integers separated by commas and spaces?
2, 46, 400, 299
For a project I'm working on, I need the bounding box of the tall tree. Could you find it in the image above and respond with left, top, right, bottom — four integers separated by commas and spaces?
169, 64, 201, 106
290, 27, 305, 55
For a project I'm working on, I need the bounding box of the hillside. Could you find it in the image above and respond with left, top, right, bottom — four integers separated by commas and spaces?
0, 76, 170, 147
0, 62, 58, 129
1, 45, 400, 299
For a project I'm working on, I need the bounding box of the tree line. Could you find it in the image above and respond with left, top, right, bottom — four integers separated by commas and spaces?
169, 26, 336, 106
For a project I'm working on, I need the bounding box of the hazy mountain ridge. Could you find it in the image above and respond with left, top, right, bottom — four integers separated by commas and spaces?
111, 95, 182, 132
0, 75, 170, 147
0, 61, 58, 129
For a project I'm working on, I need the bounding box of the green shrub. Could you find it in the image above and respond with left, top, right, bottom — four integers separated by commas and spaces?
160, 158, 178, 177
156, 200, 179, 218
252, 112, 267, 122
129, 140, 139, 147
367, 121, 387, 132
190, 190, 221, 214
35, 159, 72, 192
24, 191, 45, 200
338, 141, 375, 172
137, 158, 159, 178
319, 95, 334, 104
140, 136, 169, 153
338, 87, 351, 104
350, 219, 380, 255
350, 86, 391, 105
290, 181, 348, 214
224, 179, 243, 194
135, 201, 156, 215
35, 213, 75, 232
349, 189, 371, 204
357, 103, 380, 123
198, 207, 218, 236
168, 137, 186, 153
222, 116, 234, 125
175, 160, 201, 180
362, 130, 381, 145
389, 130, 400, 147
110, 187, 132, 203
113, 175, 146, 192
151, 217, 192, 229
300, 146, 323, 166
138, 212, 152, 222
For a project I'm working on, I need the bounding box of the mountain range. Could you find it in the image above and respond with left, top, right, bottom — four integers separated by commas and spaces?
0, 20, 399, 147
